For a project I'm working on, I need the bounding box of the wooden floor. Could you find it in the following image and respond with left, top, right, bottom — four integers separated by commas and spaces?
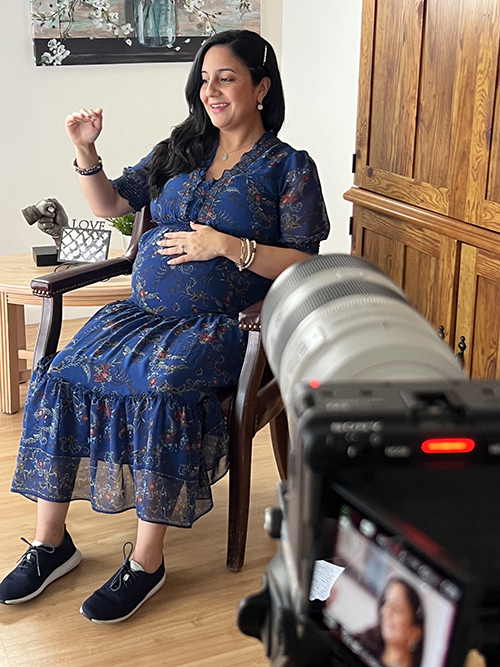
0, 320, 487, 667
0, 320, 278, 667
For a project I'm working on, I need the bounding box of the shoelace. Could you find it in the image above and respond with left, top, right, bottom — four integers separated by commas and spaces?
110, 542, 136, 592
18, 537, 55, 577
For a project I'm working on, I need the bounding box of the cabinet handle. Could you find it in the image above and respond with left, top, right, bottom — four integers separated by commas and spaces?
455, 336, 467, 367
437, 325, 445, 340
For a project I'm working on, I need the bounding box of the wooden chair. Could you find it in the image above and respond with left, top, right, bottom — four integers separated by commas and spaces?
30, 207, 288, 572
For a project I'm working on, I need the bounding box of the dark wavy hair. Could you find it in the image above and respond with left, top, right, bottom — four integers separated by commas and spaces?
378, 579, 425, 667
148, 30, 285, 199
356, 578, 425, 667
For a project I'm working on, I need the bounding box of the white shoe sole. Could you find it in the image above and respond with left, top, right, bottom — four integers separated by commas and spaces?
4, 549, 82, 604
80, 570, 167, 624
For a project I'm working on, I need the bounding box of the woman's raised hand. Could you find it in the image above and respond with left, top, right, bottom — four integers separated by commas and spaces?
65, 108, 103, 147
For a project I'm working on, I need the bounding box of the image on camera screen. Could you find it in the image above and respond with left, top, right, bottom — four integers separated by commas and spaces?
319, 503, 463, 667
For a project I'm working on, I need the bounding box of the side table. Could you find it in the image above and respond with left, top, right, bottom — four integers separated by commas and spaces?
0, 252, 131, 414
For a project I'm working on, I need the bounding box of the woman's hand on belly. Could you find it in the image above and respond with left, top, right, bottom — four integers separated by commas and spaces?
157, 221, 310, 279
157, 222, 239, 265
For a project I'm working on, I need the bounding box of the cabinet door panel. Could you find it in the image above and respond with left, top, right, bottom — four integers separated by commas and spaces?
403, 246, 439, 326
351, 206, 459, 338
456, 245, 500, 378
413, 0, 460, 190
363, 228, 404, 283
482, 18, 500, 233
356, 0, 500, 225
368, 0, 423, 176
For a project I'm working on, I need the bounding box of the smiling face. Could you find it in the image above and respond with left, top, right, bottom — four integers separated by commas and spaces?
199, 45, 269, 135
380, 582, 422, 652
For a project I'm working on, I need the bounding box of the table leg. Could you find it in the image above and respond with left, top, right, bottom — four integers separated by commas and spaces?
17, 307, 28, 376
0, 293, 21, 414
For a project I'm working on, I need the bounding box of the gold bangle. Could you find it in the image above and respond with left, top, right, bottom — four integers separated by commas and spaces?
235, 237, 250, 271
235, 238, 257, 271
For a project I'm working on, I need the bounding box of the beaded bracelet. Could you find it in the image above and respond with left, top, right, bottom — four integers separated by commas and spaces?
245, 240, 257, 270
235, 238, 257, 271
73, 156, 103, 176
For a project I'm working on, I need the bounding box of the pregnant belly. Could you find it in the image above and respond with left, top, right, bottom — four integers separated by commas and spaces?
130, 229, 243, 316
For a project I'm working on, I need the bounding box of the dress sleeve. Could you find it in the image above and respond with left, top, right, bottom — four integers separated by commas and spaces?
277, 151, 330, 254
109, 150, 154, 212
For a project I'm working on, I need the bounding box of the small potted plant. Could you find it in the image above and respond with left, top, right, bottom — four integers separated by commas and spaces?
107, 213, 135, 249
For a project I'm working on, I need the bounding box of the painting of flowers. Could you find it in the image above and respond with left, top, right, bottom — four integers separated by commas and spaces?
31, 0, 260, 66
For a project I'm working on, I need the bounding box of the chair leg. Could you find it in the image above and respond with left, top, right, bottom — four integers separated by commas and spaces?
227, 430, 253, 572
226, 329, 267, 572
269, 409, 288, 480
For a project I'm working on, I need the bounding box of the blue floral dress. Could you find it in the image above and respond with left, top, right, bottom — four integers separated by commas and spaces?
12, 131, 329, 527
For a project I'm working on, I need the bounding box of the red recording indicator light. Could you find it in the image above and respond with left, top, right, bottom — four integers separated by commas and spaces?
309, 379, 322, 389
421, 438, 475, 454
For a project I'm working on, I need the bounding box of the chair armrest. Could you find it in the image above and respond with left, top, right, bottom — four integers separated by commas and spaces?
31, 256, 133, 297
238, 300, 263, 331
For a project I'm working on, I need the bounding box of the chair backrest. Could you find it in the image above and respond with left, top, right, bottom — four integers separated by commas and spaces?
124, 207, 156, 262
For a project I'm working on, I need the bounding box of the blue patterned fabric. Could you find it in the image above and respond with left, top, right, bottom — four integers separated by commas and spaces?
12, 131, 329, 527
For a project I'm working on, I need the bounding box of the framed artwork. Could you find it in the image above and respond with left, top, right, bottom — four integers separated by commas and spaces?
31, 0, 260, 66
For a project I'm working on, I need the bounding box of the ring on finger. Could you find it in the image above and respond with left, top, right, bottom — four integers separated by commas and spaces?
180, 244, 185, 254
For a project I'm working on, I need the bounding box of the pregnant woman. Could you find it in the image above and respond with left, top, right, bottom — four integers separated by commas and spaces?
0, 29, 329, 623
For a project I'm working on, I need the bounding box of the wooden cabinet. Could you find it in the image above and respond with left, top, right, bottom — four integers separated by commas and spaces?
351, 205, 459, 341
355, 0, 500, 227
347, 0, 500, 378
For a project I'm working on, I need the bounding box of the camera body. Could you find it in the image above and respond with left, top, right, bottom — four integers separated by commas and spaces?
240, 379, 500, 666
239, 255, 500, 667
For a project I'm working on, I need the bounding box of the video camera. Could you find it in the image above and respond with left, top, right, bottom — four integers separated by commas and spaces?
238, 255, 500, 667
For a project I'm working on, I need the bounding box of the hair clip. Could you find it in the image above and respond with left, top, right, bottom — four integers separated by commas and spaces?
262, 44, 267, 66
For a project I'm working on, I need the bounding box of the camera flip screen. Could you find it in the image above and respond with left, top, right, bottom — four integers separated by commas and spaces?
320, 503, 464, 667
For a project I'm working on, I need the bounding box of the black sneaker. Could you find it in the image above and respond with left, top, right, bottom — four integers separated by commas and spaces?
0, 529, 81, 604
80, 542, 166, 624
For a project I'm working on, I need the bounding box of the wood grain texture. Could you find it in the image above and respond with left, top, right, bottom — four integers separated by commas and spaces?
354, 207, 459, 335
368, 0, 424, 176
455, 244, 478, 376
363, 227, 404, 284
354, 0, 376, 186
486, 36, 500, 204
344, 186, 500, 254
355, 0, 500, 227
437, 235, 461, 345
471, 275, 500, 377
0, 297, 22, 414
360, 167, 449, 214
455, 0, 500, 224
456, 246, 500, 377
482, 200, 500, 232
414, 0, 460, 188
403, 245, 439, 324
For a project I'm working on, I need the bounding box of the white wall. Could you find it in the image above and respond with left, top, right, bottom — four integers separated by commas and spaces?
280, 0, 363, 254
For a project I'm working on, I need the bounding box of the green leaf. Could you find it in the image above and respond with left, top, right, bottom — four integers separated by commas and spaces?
106, 212, 135, 235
